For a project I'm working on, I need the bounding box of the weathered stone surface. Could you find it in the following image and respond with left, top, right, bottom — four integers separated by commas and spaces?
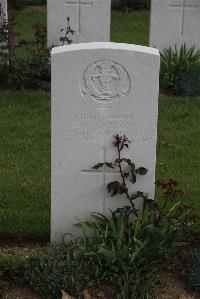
0, 0, 7, 20
150, 0, 200, 51
47, 0, 111, 47
51, 42, 160, 243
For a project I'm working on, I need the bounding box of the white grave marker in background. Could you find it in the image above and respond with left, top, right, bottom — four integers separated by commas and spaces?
47, 0, 111, 47
150, 0, 200, 51
0, 0, 8, 63
0, 0, 7, 21
51, 42, 160, 243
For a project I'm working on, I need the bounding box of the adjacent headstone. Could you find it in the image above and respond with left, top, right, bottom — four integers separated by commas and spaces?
51, 42, 160, 243
0, 0, 8, 64
47, 0, 111, 47
0, 0, 7, 21
150, 0, 200, 51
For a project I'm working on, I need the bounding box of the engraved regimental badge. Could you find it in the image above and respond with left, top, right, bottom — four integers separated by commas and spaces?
81, 59, 131, 108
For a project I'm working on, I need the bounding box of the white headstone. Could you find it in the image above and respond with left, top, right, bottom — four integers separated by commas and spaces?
0, 0, 7, 21
0, 0, 8, 63
150, 0, 200, 51
51, 42, 160, 243
47, 0, 111, 47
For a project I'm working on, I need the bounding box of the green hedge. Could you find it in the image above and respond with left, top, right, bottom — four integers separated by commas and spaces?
113, 0, 151, 10
8, 0, 46, 9
8, 0, 150, 10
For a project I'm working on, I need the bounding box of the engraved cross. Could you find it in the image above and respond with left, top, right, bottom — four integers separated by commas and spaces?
81, 147, 121, 213
169, 0, 197, 36
64, 0, 94, 34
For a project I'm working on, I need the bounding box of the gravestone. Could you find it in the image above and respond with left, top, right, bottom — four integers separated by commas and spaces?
150, 0, 200, 51
51, 42, 160, 243
0, 0, 8, 63
47, 0, 111, 47
0, 0, 7, 21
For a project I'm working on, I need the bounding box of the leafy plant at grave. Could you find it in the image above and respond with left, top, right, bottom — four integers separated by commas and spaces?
0, 251, 24, 291
183, 249, 200, 292
24, 135, 198, 298
60, 17, 76, 46
75, 134, 198, 298
160, 44, 200, 96
91, 134, 148, 216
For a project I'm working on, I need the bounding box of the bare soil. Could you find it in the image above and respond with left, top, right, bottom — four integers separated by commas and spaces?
0, 238, 47, 259
1, 286, 40, 299
24, 5, 46, 12
154, 273, 199, 299
1, 275, 198, 299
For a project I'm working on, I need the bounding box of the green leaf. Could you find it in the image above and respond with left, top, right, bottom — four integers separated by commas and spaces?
129, 173, 136, 184
169, 201, 181, 212
131, 191, 144, 201
124, 172, 130, 178
105, 162, 115, 169
92, 163, 105, 169
136, 167, 148, 175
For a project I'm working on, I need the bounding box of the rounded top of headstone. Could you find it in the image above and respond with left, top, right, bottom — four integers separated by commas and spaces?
51, 42, 160, 57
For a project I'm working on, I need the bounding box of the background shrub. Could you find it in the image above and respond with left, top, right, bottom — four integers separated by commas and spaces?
0, 12, 50, 90
112, 0, 151, 10
8, 0, 150, 10
8, 0, 27, 10
8, 0, 46, 9
160, 45, 200, 96
25, 245, 95, 299
26, 0, 47, 4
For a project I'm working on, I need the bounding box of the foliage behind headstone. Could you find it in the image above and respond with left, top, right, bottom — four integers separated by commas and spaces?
0, 10, 50, 89
112, 0, 151, 10
160, 45, 200, 96
8, 0, 46, 9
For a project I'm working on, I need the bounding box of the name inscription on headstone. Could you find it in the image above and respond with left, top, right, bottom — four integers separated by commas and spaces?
63, 113, 136, 143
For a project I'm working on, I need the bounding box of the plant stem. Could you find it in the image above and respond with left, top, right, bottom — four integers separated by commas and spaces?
155, 193, 169, 227
117, 143, 138, 217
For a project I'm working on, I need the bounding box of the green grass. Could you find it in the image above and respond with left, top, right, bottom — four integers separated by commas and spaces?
156, 97, 200, 210
111, 11, 150, 45
15, 9, 47, 41
0, 91, 50, 239
0, 8, 199, 239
